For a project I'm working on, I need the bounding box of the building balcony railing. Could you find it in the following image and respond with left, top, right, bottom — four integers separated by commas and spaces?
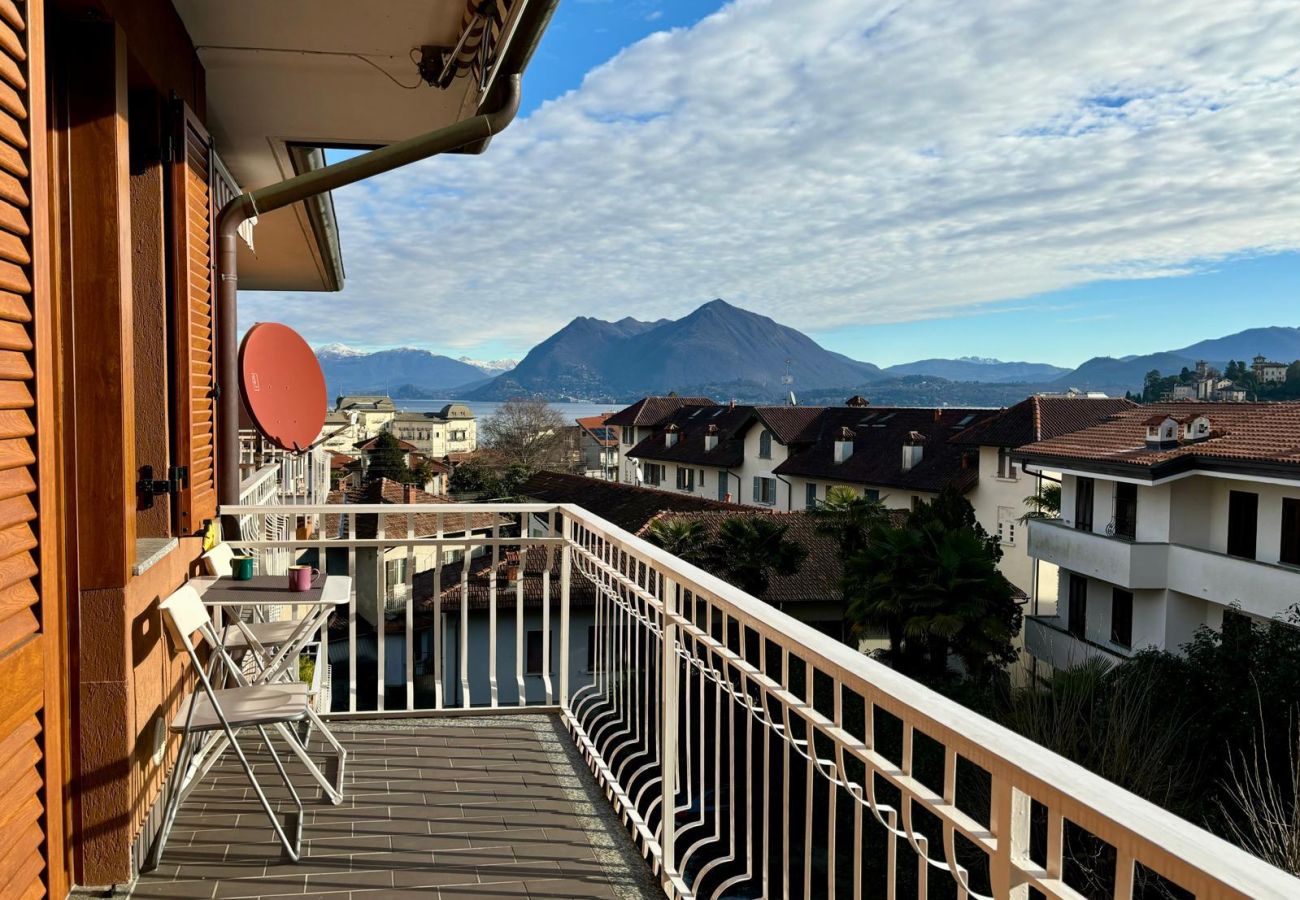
215, 497, 1300, 899
1024, 615, 1130, 673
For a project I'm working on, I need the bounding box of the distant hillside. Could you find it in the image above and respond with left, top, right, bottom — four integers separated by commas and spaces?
316, 346, 491, 398
1052, 352, 1199, 393
470, 299, 881, 400
1170, 326, 1300, 364
884, 357, 1070, 383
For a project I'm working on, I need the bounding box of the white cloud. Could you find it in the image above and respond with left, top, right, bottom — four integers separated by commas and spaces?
243, 0, 1300, 355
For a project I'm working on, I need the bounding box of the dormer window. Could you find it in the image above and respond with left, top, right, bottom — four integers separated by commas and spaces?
902, 431, 926, 471
665, 424, 680, 448
704, 424, 719, 452
1143, 415, 1179, 448
833, 427, 854, 464
1183, 415, 1211, 442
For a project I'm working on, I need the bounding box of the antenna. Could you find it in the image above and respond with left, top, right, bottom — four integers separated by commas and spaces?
781, 358, 794, 386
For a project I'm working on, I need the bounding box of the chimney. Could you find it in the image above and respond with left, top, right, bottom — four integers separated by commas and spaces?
845, 395, 869, 408
833, 427, 855, 464
503, 550, 521, 584
704, 423, 719, 452
665, 424, 680, 448
403, 483, 414, 503
902, 431, 926, 471
933, 408, 942, 422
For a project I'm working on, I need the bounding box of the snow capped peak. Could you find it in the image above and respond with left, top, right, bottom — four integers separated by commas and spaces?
956, 356, 1004, 365
316, 343, 365, 357
458, 357, 518, 374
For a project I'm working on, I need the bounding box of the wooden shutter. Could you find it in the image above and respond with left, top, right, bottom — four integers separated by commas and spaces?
169, 104, 217, 533
0, 2, 62, 897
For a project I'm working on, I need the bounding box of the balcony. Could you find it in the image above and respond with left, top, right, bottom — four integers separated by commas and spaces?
1024, 616, 1129, 673
178, 493, 1299, 899
1027, 518, 1168, 589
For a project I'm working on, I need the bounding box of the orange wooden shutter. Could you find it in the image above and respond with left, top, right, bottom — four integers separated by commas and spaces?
0, 1, 62, 897
169, 104, 217, 533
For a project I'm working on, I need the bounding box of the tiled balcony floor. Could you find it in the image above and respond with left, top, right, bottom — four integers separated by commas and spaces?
133, 715, 657, 900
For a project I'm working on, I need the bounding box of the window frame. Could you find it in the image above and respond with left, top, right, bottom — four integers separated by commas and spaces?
675, 466, 695, 492
1282, 497, 1300, 567
525, 629, 553, 675
1110, 588, 1133, 648
1226, 490, 1259, 560
1067, 573, 1088, 639
1074, 477, 1095, 532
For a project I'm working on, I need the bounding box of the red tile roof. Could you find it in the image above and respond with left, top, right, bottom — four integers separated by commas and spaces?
951, 396, 1136, 447
354, 435, 419, 452
1015, 402, 1300, 476
518, 470, 749, 532
323, 478, 505, 538
576, 413, 619, 447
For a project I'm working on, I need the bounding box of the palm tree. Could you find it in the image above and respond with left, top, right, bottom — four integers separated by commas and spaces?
1020, 482, 1061, 523
813, 485, 890, 560
644, 516, 709, 566
704, 516, 807, 598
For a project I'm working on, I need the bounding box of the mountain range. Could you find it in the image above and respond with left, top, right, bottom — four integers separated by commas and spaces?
313, 303, 1300, 404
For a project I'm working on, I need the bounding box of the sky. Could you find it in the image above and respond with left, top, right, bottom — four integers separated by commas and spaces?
241, 0, 1300, 369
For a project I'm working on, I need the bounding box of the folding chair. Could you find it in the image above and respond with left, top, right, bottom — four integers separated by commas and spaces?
145, 584, 312, 871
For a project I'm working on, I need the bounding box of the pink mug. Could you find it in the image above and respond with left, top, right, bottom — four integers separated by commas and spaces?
288, 565, 320, 592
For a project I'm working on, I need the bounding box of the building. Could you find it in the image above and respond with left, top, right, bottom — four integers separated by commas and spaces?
387, 402, 478, 456
1253, 354, 1289, 383
518, 469, 749, 532
575, 413, 620, 479
1016, 403, 1300, 675
605, 395, 716, 484
950, 396, 1136, 599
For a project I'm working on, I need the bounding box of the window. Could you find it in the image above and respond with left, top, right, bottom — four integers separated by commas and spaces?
385, 557, 409, 587
1227, 490, 1259, 559
805, 482, 818, 510
1074, 477, 1095, 531
753, 476, 777, 505
1282, 498, 1300, 567
526, 629, 553, 675
864, 488, 880, 502
676, 467, 695, 491
1111, 589, 1133, 648
1067, 574, 1088, 639
997, 506, 1017, 545
718, 474, 729, 501
758, 429, 773, 459
1113, 483, 1137, 540
643, 463, 664, 486
997, 447, 1018, 479
621, 426, 633, 445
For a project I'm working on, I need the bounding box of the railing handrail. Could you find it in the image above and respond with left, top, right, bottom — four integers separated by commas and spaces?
237, 463, 280, 500
557, 503, 1300, 898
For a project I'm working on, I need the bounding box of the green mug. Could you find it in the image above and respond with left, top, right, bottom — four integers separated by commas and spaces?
230, 556, 254, 581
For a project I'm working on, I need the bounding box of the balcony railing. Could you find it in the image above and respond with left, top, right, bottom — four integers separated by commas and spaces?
221, 498, 1300, 899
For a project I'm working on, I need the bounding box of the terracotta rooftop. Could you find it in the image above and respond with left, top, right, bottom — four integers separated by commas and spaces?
951, 396, 1136, 448
517, 470, 748, 532
1015, 402, 1300, 477
604, 396, 716, 427
576, 413, 619, 447
323, 478, 504, 538
354, 434, 420, 452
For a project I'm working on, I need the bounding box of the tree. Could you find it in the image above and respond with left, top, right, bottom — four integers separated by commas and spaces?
482, 398, 568, 469
449, 459, 501, 497
1020, 482, 1061, 523
366, 431, 413, 483
703, 516, 807, 598
644, 517, 709, 566
812, 485, 890, 560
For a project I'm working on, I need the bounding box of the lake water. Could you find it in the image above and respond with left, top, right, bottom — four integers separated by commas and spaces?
395, 399, 621, 422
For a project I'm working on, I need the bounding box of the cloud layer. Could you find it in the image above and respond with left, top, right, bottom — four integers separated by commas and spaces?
243, 0, 1300, 354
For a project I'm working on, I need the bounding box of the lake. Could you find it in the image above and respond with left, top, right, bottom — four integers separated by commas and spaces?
395, 399, 622, 422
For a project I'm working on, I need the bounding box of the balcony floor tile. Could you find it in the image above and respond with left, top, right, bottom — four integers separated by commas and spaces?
132, 715, 657, 900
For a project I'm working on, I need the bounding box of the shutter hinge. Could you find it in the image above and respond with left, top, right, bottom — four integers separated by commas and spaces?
137, 465, 189, 508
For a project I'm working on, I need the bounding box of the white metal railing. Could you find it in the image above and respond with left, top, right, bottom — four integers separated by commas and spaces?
221, 500, 1300, 900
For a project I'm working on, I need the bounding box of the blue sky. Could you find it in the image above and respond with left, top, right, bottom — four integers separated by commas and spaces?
251, 0, 1300, 370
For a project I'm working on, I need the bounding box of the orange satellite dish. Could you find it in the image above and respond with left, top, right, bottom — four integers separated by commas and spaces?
238, 322, 327, 452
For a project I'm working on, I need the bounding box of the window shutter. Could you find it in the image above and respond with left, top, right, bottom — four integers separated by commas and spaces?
752, 476, 759, 502
169, 104, 218, 533
0, 3, 63, 896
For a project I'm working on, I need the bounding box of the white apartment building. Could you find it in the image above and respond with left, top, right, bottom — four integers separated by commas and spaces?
606, 396, 717, 485
1016, 403, 1300, 675
387, 403, 478, 457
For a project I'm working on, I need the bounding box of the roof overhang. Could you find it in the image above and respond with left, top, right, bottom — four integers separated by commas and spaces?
172, 0, 555, 291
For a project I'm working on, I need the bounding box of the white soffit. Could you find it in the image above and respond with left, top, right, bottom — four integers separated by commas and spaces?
173, 0, 540, 291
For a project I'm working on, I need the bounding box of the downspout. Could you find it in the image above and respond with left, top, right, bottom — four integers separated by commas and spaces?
216, 76, 522, 523
774, 471, 794, 511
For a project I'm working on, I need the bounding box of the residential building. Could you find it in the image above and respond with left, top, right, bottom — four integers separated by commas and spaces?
1016, 403, 1300, 675
1253, 354, 1290, 383
951, 395, 1135, 599
387, 402, 478, 456
605, 395, 716, 483
518, 469, 748, 532
575, 413, 620, 479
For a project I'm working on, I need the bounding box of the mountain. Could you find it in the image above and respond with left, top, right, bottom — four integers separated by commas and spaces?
1052, 352, 1199, 392
883, 357, 1070, 383
316, 346, 489, 398
456, 356, 517, 374
1170, 326, 1300, 364
469, 299, 881, 400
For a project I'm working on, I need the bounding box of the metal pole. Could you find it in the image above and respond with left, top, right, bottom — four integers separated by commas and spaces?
216, 76, 522, 526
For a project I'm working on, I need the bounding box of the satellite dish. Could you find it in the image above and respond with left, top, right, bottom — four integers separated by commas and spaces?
239, 322, 327, 452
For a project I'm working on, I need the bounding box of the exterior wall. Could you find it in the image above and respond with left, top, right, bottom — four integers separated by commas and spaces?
735, 425, 791, 509
967, 446, 1039, 595
786, 475, 934, 513
438, 609, 596, 706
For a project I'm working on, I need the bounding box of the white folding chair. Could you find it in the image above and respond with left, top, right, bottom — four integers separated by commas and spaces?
145, 584, 311, 870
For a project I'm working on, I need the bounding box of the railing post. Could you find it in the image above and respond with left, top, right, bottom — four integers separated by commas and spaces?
559, 512, 572, 710
660, 572, 679, 893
